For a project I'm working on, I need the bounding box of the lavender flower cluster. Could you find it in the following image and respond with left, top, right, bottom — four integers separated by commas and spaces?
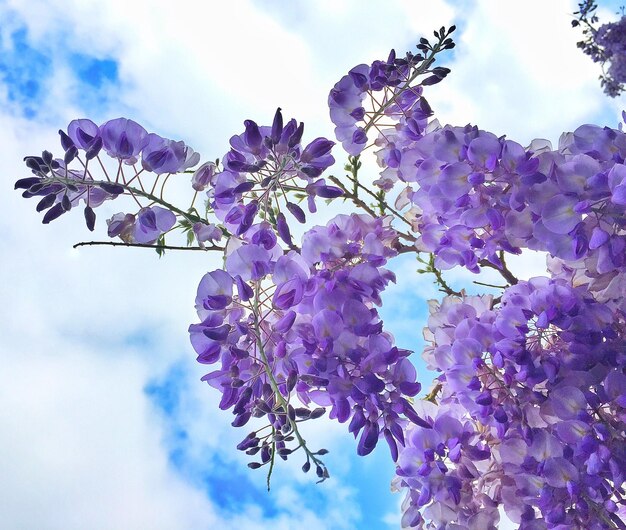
189, 213, 427, 469
16, 117, 204, 245
573, 1, 626, 97
15, 24, 626, 530
375, 119, 626, 279
328, 26, 453, 156
359, 33, 626, 529
395, 279, 625, 529
204, 108, 340, 241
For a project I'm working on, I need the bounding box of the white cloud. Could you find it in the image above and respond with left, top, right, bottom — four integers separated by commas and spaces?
0, 342, 360, 530
428, 0, 618, 144
0, 346, 219, 530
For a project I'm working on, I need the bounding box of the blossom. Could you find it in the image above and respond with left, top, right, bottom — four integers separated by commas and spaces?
141, 133, 200, 174
16, 117, 201, 234
100, 117, 149, 163
328, 49, 436, 156
189, 214, 425, 462
397, 277, 626, 529
208, 108, 337, 237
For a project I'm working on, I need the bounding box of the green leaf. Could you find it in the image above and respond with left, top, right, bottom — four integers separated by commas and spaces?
156, 235, 166, 258
267, 207, 277, 225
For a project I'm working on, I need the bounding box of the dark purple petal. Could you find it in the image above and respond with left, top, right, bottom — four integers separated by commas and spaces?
15, 177, 43, 190
99, 182, 125, 195
402, 401, 432, 428
348, 407, 366, 436
286, 201, 306, 223
84, 206, 96, 231
85, 136, 103, 160
243, 119, 263, 155
398, 381, 421, 397
59, 130, 75, 151
384, 429, 399, 461
270, 107, 283, 144
276, 212, 292, 246
355, 373, 386, 394
42, 203, 65, 224
203, 324, 231, 341
357, 421, 379, 456
301, 137, 335, 163
234, 275, 253, 302
273, 310, 296, 333
36, 193, 57, 212
288, 122, 304, 148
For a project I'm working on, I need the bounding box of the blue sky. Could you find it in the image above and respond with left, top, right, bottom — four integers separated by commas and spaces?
0, 1, 623, 529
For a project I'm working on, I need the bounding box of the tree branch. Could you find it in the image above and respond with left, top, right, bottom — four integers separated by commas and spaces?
73, 241, 224, 251
479, 251, 518, 286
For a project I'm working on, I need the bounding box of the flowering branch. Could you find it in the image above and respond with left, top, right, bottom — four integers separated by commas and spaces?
573, 0, 626, 97
14, 25, 626, 530
251, 283, 329, 489
50, 175, 208, 226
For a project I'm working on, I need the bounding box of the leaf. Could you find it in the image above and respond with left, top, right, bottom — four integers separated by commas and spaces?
156, 235, 166, 258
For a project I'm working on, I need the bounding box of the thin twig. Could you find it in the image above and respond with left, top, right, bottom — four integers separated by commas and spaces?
424, 254, 462, 297
73, 241, 224, 251
479, 251, 518, 286
473, 281, 507, 289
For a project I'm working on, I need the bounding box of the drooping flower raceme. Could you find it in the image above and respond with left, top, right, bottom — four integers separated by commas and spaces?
328, 27, 454, 156
395, 278, 625, 530
369, 114, 626, 285
574, 2, 626, 97
189, 213, 430, 471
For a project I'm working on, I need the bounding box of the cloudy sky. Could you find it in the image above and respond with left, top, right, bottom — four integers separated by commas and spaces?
1, 0, 624, 529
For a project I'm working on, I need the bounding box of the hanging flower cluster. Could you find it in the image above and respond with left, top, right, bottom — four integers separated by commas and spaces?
573, 1, 626, 97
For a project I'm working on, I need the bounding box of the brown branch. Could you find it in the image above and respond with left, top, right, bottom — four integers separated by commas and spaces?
73, 241, 224, 252
479, 251, 518, 286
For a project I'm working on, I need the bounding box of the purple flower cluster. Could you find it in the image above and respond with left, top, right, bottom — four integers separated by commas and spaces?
395, 278, 626, 529
328, 50, 437, 156
206, 108, 339, 239
394, 399, 501, 529
107, 206, 176, 244
15, 158, 114, 229
15, 117, 201, 242
64, 117, 200, 172
573, 4, 626, 97
595, 16, 626, 94
371, 118, 626, 280
14, 27, 626, 528
189, 214, 428, 463
384, 123, 528, 272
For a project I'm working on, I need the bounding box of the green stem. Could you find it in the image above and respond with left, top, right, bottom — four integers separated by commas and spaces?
50, 176, 207, 226
421, 254, 462, 297
251, 284, 327, 489
350, 174, 413, 228
472, 281, 507, 289
363, 33, 450, 133
267, 427, 276, 492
